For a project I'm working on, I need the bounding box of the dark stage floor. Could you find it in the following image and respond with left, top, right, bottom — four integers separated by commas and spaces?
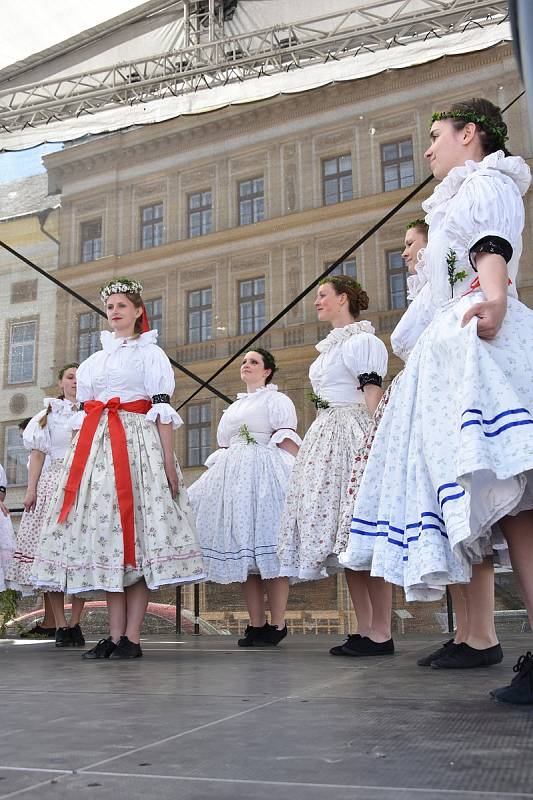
1, 633, 532, 799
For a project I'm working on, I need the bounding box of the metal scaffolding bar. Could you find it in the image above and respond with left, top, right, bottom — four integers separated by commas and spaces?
0, 0, 508, 132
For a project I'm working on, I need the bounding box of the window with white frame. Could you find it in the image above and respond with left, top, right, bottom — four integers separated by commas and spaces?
325, 258, 357, 279
4, 425, 28, 486
387, 249, 407, 309
381, 139, 415, 192
8, 321, 37, 384
187, 288, 213, 344
78, 312, 101, 362
322, 155, 353, 205
238, 277, 265, 335
140, 203, 165, 249
80, 219, 102, 263
188, 191, 213, 238
238, 178, 265, 226
186, 403, 212, 466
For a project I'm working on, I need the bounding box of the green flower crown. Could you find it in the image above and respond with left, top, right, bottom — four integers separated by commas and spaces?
319, 274, 362, 291
431, 110, 508, 148
100, 278, 144, 303
406, 218, 427, 231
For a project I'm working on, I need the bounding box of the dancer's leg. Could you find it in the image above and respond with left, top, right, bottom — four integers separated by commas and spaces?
264, 577, 289, 629
344, 569, 372, 637
366, 575, 392, 642
47, 591, 69, 628
449, 584, 468, 642
124, 579, 150, 644
499, 510, 533, 628
69, 596, 86, 627
107, 591, 127, 643
41, 593, 56, 628
242, 575, 267, 627
463, 558, 499, 649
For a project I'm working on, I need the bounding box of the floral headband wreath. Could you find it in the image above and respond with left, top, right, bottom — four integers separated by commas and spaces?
431, 110, 508, 150
406, 218, 428, 231
100, 278, 150, 333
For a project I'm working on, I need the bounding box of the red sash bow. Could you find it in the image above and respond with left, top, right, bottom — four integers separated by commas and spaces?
58, 397, 152, 567
462, 275, 512, 297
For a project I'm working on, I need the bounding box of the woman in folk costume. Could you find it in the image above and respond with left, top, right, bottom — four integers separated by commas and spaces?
31, 278, 205, 660
277, 276, 392, 657
344, 98, 533, 703
6, 365, 87, 646
188, 349, 301, 647
0, 464, 16, 594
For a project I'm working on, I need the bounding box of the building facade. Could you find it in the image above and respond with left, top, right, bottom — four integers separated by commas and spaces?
2, 42, 531, 632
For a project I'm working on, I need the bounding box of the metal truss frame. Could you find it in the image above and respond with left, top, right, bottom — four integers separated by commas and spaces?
0, 0, 508, 132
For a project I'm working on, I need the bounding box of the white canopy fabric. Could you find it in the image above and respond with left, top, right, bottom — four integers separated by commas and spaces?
0, 1, 511, 151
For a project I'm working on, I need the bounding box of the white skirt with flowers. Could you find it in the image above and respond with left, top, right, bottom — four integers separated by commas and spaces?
31, 410, 205, 593
0, 510, 16, 592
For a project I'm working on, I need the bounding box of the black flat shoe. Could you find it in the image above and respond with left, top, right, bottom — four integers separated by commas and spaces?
330, 634, 362, 656
341, 636, 394, 657
253, 623, 288, 647
109, 635, 143, 659
20, 624, 56, 639
417, 638, 455, 667
237, 624, 268, 648
431, 642, 503, 669
82, 637, 117, 660
55, 627, 73, 647
69, 624, 85, 647
490, 651, 533, 705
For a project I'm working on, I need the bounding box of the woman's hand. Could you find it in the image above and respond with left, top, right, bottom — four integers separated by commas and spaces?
0, 500, 9, 518
461, 297, 507, 340
164, 458, 180, 500
23, 488, 38, 512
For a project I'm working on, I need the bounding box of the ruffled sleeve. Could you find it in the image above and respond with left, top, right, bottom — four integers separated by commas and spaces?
340, 333, 388, 381
216, 408, 232, 448
267, 392, 301, 448
22, 410, 51, 454
0, 463, 8, 489
143, 345, 183, 429
391, 283, 436, 363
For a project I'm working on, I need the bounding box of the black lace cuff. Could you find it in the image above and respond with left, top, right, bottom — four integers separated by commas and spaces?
469, 236, 513, 271
152, 394, 171, 405
79, 402, 84, 411
358, 372, 382, 390
0, 485, 6, 495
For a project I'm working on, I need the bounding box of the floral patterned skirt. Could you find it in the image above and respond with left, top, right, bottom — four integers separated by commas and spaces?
0, 508, 16, 592
30, 411, 205, 593
6, 459, 63, 594
277, 403, 371, 581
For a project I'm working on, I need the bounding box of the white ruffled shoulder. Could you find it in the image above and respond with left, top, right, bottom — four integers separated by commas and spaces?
22, 410, 51, 454
406, 247, 429, 301
100, 329, 159, 352
316, 321, 375, 354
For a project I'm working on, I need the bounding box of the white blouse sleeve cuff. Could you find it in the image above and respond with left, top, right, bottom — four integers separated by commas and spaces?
269, 428, 302, 448
146, 403, 183, 429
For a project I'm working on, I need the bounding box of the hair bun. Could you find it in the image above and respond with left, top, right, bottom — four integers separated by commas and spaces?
357, 288, 369, 311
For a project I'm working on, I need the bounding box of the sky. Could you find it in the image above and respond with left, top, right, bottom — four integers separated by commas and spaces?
0, 143, 64, 184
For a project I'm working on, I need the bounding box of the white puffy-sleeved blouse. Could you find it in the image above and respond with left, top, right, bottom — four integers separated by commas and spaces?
216, 385, 302, 450
0, 463, 7, 492
72, 329, 182, 429
422, 151, 531, 308
23, 398, 78, 461
309, 321, 388, 406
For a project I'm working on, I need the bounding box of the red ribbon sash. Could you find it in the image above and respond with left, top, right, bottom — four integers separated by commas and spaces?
58, 397, 152, 567
462, 275, 512, 297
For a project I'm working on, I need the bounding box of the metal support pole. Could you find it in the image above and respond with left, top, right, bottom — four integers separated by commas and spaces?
175, 585, 182, 635
194, 582, 200, 635
446, 587, 454, 634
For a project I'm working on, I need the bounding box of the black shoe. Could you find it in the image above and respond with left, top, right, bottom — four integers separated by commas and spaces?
20, 624, 56, 639
109, 635, 143, 659
82, 637, 117, 660
69, 624, 85, 647
417, 638, 455, 667
237, 624, 268, 648
431, 642, 503, 669
490, 652, 533, 705
253, 623, 288, 647
55, 627, 73, 648
342, 636, 394, 657
330, 634, 362, 656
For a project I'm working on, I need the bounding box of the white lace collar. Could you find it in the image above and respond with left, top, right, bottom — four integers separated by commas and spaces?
423, 151, 531, 217
236, 384, 278, 400
43, 397, 78, 415
315, 321, 374, 354
406, 247, 429, 301
101, 329, 158, 353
